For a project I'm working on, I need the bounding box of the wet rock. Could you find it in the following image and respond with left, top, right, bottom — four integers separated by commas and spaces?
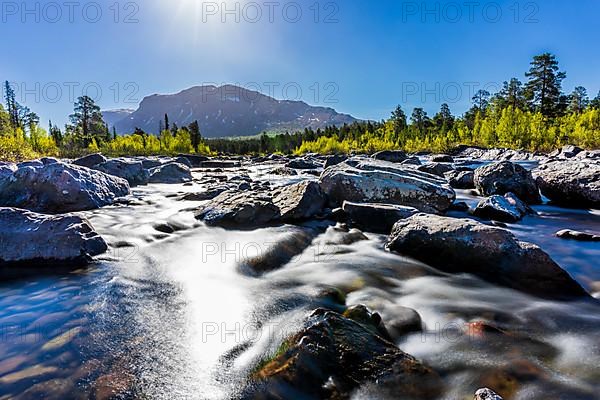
268, 166, 298, 176
474, 161, 541, 204
475, 388, 504, 400
0, 208, 107, 267
195, 190, 279, 228
72, 153, 107, 168
272, 181, 327, 221
173, 156, 193, 168
418, 162, 454, 177
177, 153, 209, 167
240, 227, 316, 275
0, 162, 130, 213
199, 160, 241, 169
319, 161, 455, 213
450, 201, 470, 212
446, 170, 475, 189
323, 154, 348, 168
430, 154, 453, 163
549, 145, 583, 159
248, 308, 440, 399
286, 158, 321, 170
534, 160, 600, 208
473, 192, 533, 223
386, 214, 590, 300
342, 201, 419, 234
384, 306, 423, 339
93, 158, 150, 186
372, 150, 408, 163
148, 162, 193, 184
556, 229, 600, 242
18, 160, 44, 168
400, 156, 422, 166
320, 223, 369, 246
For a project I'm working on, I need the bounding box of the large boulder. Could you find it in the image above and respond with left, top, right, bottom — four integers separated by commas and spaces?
0, 208, 107, 267
72, 153, 107, 168
148, 162, 193, 184
324, 154, 348, 168
93, 159, 150, 186
534, 160, 600, 208
0, 162, 130, 213
417, 162, 454, 177
386, 214, 590, 300
474, 161, 541, 204
195, 190, 279, 228
473, 192, 532, 223
372, 150, 408, 163
248, 308, 440, 399
342, 201, 418, 234
445, 170, 475, 189
177, 154, 209, 167
286, 158, 321, 170
319, 161, 455, 213
272, 181, 326, 221
195, 181, 327, 228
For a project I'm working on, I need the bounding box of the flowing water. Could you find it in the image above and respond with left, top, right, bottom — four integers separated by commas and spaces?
0, 161, 599, 400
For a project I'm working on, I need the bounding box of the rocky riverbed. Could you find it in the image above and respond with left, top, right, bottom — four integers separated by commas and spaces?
0, 146, 599, 400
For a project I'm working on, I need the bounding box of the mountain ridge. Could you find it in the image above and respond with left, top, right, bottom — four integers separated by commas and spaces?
108, 84, 358, 138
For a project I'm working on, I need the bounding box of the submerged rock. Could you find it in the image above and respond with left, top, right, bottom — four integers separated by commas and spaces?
247, 308, 440, 399
148, 162, 193, 183
93, 158, 150, 186
556, 229, 600, 242
473, 192, 533, 223
319, 160, 455, 213
0, 162, 130, 213
342, 201, 419, 234
534, 160, 600, 208
0, 207, 107, 267
430, 154, 453, 163
474, 161, 541, 204
386, 214, 590, 300
267, 166, 298, 176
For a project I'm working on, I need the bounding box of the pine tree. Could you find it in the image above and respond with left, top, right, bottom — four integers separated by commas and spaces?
472, 90, 491, 112
390, 105, 407, 136
524, 53, 566, 118
69, 96, 106, 146
568, 86, 589, 113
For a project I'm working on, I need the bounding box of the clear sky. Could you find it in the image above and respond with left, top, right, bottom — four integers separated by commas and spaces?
1, 0, 599, 127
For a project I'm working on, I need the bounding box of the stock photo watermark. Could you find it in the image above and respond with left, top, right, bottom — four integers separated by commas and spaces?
401, 81, 502, 104
400, 1, 540, 23
0, 1, 139, 23
200, 1, 340, 24
2, 81, 140, 104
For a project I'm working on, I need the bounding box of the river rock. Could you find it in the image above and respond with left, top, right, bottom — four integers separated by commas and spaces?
473, 193, 532, 223
386, 214, 590, 300
400, 156, 422, 166
286, 158, 321, 170
418, 162, 454, 177
475, 388, 504, 400
319, 161, 455, 213
0, 162, 130, 213
148, 162, 193, 184
534, 160, 600, 208
342, 201, 419, 234
0, 207, 107, 267
474, 161, 541, 204
268, 166, 298, 176
93, 158, 150, 186
272, 181, 327, 221
446, 170, 475, 189
248, 308, 440, 399
430, 154, 453, 163
549, 145, 583, 159
177, 154, 209, 167
324, 154, 348, 168
372, 150, 408, 163
72, 153, 107, 168
195, 190, 279, 228
556, 229, 600, 242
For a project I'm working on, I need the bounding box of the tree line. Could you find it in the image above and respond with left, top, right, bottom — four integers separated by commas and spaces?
1, 53, 598, 161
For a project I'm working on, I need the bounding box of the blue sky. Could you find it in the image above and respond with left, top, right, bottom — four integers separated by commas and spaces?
1, 0, 599, 128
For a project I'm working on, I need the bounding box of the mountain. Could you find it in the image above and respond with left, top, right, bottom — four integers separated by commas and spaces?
102, 109, 134, 130
110, 85, 358, 138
